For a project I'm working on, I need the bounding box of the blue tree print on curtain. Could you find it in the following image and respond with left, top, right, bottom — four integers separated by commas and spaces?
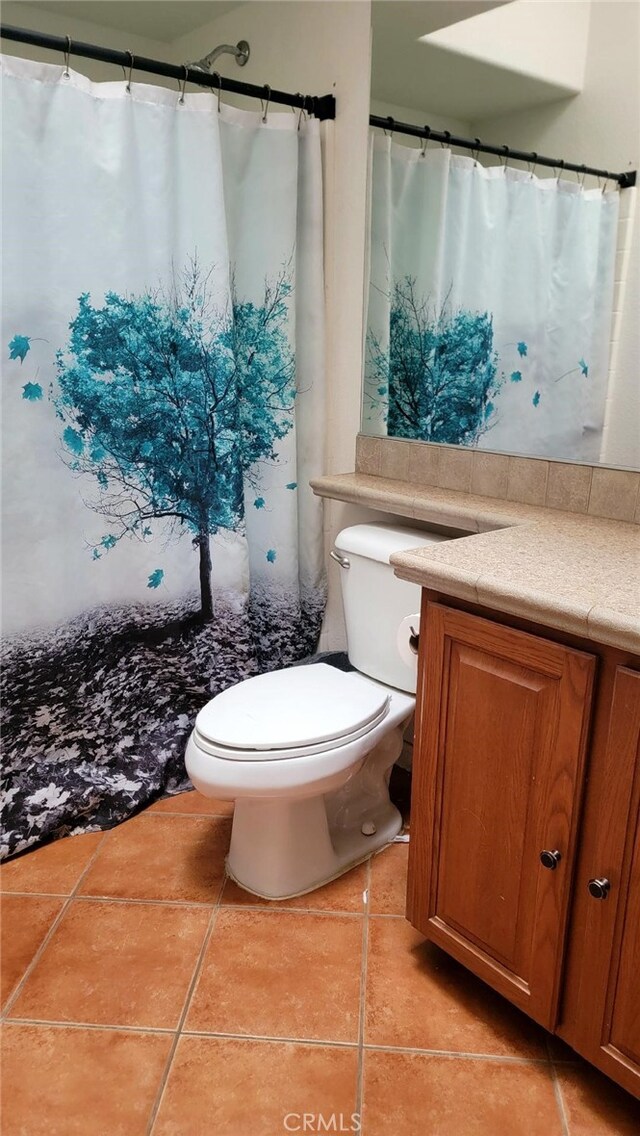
51, 260, 295, 620
366, 277, 501, 444
2, 259, 317, 859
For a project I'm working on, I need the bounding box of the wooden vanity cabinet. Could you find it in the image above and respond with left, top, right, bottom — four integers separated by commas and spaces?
558, 665, 640, 1097
407, 595, 640, 1097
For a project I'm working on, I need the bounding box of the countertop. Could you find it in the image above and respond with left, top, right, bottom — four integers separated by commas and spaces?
311, 473, 640, 654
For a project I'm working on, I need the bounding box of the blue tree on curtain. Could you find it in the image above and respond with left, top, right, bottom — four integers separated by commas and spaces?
366, 276, 501, 444
50, 261, 295, 620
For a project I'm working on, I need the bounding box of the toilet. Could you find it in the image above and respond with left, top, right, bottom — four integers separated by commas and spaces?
185, 523, 450, 899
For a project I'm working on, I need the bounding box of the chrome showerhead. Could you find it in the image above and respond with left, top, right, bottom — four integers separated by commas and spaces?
187, 40, 250, 73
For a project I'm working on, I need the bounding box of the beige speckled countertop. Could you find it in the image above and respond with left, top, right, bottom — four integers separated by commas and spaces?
311, 473, 640, 654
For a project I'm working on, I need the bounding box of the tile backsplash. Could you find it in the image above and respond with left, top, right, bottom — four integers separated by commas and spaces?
355, 435, 640, 524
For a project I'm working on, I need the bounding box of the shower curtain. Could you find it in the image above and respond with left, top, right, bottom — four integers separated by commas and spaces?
0, 54, 326, 858
364, 134, 619, 461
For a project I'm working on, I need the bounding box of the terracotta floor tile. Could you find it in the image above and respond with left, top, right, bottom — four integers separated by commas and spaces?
78, 814, 231, 903
0, 832, 104, 895
369, 842, 409, 915
556, 1061, 640, 1134
149, 789, 234, 816
1, 895, 64, 1010
153, 1035, 359, 1136
363, 1049, 563, 1136
365, 917, 548, 1058
221, 860, 368, 913
185, 908, 363, 1042
1, 1023, 172, 1135
9, 898, 210, 1029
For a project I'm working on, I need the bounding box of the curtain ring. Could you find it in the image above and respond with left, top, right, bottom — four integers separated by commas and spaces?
574, 164, 587, 188
556, 158, 565, 185
178, 65, 188, 105
383, 116, 394, 138
289, 94, 306, 130
420, 126, 431, 158
528, 152, 538, 178
62, 35, 71, 78
124, 51, 134, 93
500, 145, 510, 170
261, 83, 271, 123
212, 70, 222, 113
471, 137, 481, 164
440, 129, 451, 150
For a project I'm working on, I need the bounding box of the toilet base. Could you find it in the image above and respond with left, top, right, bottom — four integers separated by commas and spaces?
225, 724, 405, 900
226, 802, 402, 901
226, 840, 397, 902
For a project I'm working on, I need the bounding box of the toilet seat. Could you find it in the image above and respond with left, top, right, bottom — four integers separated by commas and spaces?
193, 663, 390, 762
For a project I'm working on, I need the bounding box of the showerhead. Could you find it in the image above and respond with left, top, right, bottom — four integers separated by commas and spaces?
187, 40, 250, 73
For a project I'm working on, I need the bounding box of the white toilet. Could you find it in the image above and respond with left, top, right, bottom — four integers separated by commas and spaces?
185, 523, 450, 899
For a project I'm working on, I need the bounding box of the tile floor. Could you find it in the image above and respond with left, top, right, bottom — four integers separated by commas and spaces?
2, 789, 639, 1135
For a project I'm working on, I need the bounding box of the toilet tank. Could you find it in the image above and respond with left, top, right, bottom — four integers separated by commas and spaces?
333, 523, 451, 694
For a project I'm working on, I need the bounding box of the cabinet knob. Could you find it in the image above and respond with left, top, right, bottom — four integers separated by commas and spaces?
588, 877, 610, 900
540, 849, 562, 870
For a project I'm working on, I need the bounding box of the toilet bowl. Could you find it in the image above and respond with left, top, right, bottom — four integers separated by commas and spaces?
185, 523, 450, 899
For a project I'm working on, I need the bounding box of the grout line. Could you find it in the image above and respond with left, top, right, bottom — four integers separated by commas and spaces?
218, 902, 365, 918
1, 890, 72, 899
4, 1017, 175, 1035
3, 889, 368, 916
145, 871, 227, 1136
546, 1039, 571, 1136
1, 1018, 573, 1067
355, 857, 371, 1130
363, 1043, 553, 1065
62, 893, 221, 910
180, 1030, 360, 1049
0, 836, 107, 1021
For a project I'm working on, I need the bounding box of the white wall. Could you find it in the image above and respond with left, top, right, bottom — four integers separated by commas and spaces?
2, 2, 171, 83
423, 0, 590, 95
471, 0, 640, 468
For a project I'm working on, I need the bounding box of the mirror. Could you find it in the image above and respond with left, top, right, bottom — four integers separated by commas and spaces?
365, 0, 640, 470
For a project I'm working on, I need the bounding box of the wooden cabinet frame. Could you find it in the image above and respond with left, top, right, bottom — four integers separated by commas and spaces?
407, 589, 640, 1097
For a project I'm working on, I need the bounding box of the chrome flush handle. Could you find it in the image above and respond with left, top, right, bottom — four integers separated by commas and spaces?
330, 549, 350, 569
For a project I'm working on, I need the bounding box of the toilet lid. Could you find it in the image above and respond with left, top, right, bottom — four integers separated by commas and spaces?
195, 663, 390, 755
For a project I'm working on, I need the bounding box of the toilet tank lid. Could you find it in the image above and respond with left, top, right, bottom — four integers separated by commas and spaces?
334, 523, 450, 564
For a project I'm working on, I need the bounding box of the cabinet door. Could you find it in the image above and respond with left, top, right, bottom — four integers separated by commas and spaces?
560, 666, 640, 1098
407, 602, 595, 1031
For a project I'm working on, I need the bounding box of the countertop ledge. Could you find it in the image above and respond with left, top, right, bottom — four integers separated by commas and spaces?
311, 473, 640, 654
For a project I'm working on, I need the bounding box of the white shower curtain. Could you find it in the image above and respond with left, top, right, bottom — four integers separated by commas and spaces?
364, 134, 619, 462
1, 54, 326, 856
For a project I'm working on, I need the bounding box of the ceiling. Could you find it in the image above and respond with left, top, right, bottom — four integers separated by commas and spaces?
371, 0, 580, 122
10, 2, 243, 42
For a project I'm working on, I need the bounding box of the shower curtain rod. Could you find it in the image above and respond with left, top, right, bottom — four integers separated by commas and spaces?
370, 114, 636, 189
0, 23, 336, 120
